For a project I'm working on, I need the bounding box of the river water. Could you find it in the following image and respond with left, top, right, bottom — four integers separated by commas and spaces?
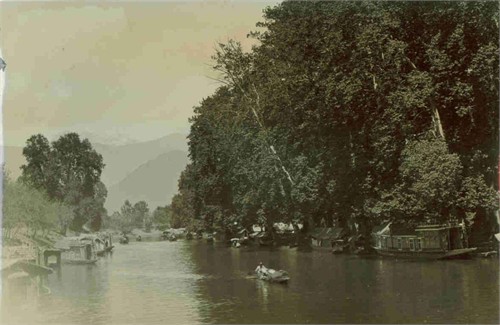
2, 240, 499, 324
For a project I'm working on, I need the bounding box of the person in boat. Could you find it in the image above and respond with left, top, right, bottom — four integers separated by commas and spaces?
255, 262, 268, 275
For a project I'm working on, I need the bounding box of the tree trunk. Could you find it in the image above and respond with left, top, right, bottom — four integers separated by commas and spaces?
431, 103, 446, 140
406, 56, 446, 141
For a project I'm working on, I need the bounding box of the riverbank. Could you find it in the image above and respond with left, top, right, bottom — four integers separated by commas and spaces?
2, 228, 63, 260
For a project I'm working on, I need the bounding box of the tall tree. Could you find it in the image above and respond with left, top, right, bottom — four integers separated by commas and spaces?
21, 132, 106, 231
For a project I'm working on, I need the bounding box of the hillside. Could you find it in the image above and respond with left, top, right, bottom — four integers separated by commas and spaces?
93, 133, 188, 186
105, 150, 188, 212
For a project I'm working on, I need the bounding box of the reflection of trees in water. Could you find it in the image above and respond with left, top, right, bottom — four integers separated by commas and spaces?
367, 258, 499, 324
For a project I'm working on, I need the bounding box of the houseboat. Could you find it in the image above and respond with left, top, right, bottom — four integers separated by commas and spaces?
80, 234, 114, 256
54, 237, 98, 264
372, 222, 477, 259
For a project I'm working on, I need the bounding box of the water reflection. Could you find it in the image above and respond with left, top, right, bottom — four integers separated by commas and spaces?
1, 241, 498, 324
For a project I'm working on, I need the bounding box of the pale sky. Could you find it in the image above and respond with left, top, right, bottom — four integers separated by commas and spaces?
0, 1, 280, 146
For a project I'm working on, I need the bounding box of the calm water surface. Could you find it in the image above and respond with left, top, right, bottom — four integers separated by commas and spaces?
3, 240, 499, 324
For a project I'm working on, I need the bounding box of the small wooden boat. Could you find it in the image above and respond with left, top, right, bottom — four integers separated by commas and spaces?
161, 231, 177, 241
256, 269, 290, 284
230, 238, 241, 248
82, 233, 114, 256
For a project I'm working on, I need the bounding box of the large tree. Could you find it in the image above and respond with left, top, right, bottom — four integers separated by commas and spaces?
20, 133, 106, 231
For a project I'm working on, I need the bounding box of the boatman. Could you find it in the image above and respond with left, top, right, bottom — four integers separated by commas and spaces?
255, 262, 268, 275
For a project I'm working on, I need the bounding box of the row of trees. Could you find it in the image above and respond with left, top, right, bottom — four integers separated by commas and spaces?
172, 1, 499, 243
20, 133, 107, 232
106, 200, 151, 232
3, 171, 73, 241
17, 132, 180, 234
105, 200, 181, 233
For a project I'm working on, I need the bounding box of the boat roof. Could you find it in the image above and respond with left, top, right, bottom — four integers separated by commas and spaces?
373, 222, 463, 236
54, 237, 92, 249
415, 224, 462, 231
373, 222, 391, 235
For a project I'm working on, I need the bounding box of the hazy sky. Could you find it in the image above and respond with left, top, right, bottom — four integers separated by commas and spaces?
0, 1, 280, 146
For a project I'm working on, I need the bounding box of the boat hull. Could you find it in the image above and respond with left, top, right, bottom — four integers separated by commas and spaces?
62, 259, 98, 265
256, 270, 290, 284
374, 247, 477, 260
96, 245, 114, 256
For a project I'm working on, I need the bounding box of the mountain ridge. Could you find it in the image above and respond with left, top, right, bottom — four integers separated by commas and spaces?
105, 149, 188, 212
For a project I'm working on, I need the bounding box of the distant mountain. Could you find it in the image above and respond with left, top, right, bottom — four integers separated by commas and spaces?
93, 133, 188, 186
3, 146, 25, 180
105, 150, 188, 212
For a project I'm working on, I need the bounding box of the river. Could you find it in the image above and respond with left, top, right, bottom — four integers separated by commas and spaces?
2, 240, 499, 324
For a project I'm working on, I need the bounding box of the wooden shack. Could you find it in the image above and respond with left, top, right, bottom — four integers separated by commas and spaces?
310, 227, 347, 251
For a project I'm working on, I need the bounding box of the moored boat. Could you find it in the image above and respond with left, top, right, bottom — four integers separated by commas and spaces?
160, 231, 177, 241
372, 222, 477, 260
119, 235, 129, 244
81, 233, 114, 256
230, 238, 241, 248
55, 237, 98, 264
